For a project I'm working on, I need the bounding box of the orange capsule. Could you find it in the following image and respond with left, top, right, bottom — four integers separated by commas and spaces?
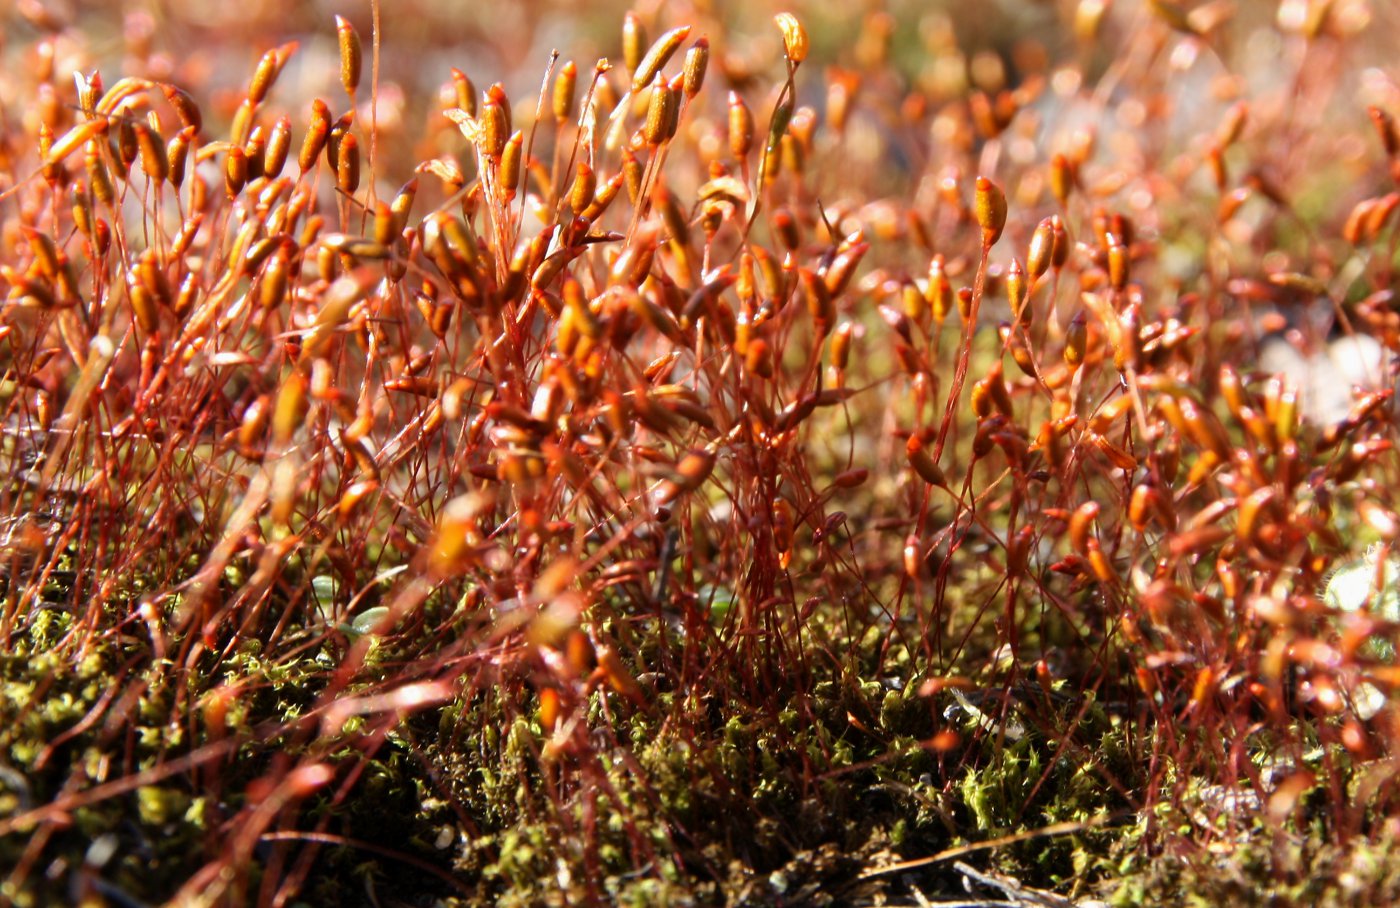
498, 130, 523, 198
1106, 235, 1129, 290
830, 321, 854, 371
1128, 484, 1155, 531
1068, 500, 1099, 556
974, 176, 1007, 247
338, 479, 379, 519
1085, 538, 1115, 584
642, 73, 678, 146
903, 533, 921, 579
1089, 431, 1137, 472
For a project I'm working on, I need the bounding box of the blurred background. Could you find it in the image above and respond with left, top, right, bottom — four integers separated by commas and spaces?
5, 0, 1398, 194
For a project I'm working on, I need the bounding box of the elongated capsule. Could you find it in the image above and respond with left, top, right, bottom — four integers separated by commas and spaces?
1050, 153, 1073, 205
925, 256, 952, 323
824, 241, 867, 298
1128, 483, 1157, 531
683, 38, 709, 99
389, 177, 419, 235
299, 99, 331, 174
242, 127, 267, 181
729, 92, 754, 160
229, 98, 256, 147
622, 12, 647, 75
161, 84, 203, 134
1106, 234, 1129, 290
553, 60, 577, 122
1068, 500, 1099, 556
655, 447, 716, 504
1050, 215, 1070, 269
272, 372, 309, 446
134, 123, 168, 182
569, 161, 597, 215
239, 394, 271, 452
166, 126, 193, 188
336, 133, 360, 194
582, 172, 623, 221
830, 321, 854, 371
487, 83, 511, 136
498, 130, 523, 197
974, 176, 1007, 247
907, 433, 947, 487
643, 73, 679, 146
1006, 258, 1028, 326
248, 48, 281, 105
621, 148, 643, 202
225, 146, 248, 198
46, 118, 110, 167
38, 123, 64, 185
480, 98, 508, 158
325, 111, 353, 170
127, 279, 159, 334
447, 69, 476, 118
260, 245, 291, 310
774, 12, 809, 64
1027, 218, 1054, 278
22, 228, 59, 284
336, 15, 362, 97
631, 25, 692, 93
264, 115, 291, 179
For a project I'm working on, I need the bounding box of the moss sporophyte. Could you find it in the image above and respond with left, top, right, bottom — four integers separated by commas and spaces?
1, 2, 1399, 905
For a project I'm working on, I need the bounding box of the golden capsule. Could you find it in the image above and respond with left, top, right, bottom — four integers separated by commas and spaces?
336, 15, 362, 97
622, 11, 647, 74
450, 68, 477, 118
264, 115, 291, 179
1006, 257, 1028, 327
480, 98, 508, 159
631, 25, 692, 94
247, 48, 281, 106
553, 60, 578, 122
224, 146, 248, 198
134, 123, 168, 183
683, 38, 709, 99
1106, 235, 1129, 290
498, 130, 523, 198
643, 73, 679, 146
1027, 218, 1054, 278
974, 176, 1007, 247
86, 141, 114, 204
925, 256, 952, 323
774, 12, 809, 64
